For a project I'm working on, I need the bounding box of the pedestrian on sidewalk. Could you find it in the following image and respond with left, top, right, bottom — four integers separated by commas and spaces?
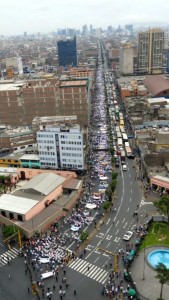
74, 289, 77, 295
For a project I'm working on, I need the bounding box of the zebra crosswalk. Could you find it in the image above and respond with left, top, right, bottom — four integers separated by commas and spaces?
0, 248, 18, 267
68, 258, 108, 284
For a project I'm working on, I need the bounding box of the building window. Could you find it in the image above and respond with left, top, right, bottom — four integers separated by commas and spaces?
9, 212, 14, 219
17, 214, 23, 222
1, 211, 6, 217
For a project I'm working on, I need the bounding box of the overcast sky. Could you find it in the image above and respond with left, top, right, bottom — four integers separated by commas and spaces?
1, 0, 169, 35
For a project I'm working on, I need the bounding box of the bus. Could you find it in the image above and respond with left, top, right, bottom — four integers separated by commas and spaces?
120, 126, 125, 134
120, 150, 126, 164
125, 141, 129, 147
117, 138, 123, 147
117, 132, 122, 139
122, 133, 128, 142
115, 126, 120, 133
125, 146, 132, 157
119, 112, 123, 119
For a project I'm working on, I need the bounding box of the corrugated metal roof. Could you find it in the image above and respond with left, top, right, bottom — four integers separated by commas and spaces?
144, 75, 169, 97
62, 179, 81, 190
22, 173, 65, 196
0, 194, 38, 214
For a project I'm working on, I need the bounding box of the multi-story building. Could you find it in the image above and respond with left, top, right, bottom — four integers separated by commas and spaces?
0, 78, 90, 128
5, 57, 23, 75
69, 68, 94, 79
138, 28, 164, 74
59, 79, 90, 127
0, 127, 35, 152
57, 37, 78, 67
119, 44, 134, 75
32, 116, 78, 133
37, 124, 84, 170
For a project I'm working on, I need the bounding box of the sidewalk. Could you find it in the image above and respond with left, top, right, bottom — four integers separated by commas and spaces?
131, 246, 169, 300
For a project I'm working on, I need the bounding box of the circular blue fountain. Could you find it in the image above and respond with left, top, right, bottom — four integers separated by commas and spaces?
147, 249, 169, 269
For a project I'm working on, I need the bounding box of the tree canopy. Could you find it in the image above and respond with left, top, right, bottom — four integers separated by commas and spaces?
155, 262, 169, 299
154, 195, 169, 225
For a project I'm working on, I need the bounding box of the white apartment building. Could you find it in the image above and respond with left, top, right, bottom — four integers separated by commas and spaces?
37, 125, 84, 170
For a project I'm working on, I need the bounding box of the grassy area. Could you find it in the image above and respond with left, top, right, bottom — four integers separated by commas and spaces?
139, 222, 169, 251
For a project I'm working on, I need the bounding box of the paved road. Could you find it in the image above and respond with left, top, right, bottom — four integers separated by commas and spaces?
0, 41, 156, 300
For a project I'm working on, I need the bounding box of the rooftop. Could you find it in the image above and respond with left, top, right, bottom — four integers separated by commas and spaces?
0, 127, 33, 138
0, 194, 38, 214
144, 75, 169, 97
60, 80, 87, 87
0, 83, 25, 91
21, 173, 65, 196
147, 97, 167, 104
20, 154, 39, 161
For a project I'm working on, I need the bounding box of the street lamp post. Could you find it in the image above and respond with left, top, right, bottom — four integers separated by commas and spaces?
143, 239, 146, 280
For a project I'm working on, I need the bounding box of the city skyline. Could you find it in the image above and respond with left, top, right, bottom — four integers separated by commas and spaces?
1, 0, 169, 35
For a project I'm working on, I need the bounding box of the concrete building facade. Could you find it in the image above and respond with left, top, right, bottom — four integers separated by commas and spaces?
138, 28, 164, 74
119, 45, 134, 75
37, 124, 84, 170
0, 78, 90, 128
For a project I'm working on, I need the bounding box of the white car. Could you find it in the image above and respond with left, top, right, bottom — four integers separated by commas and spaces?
123, 231, 133, 241
122, 164, 127, 171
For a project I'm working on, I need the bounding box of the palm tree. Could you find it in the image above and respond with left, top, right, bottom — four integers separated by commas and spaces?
155, 263, 169, 299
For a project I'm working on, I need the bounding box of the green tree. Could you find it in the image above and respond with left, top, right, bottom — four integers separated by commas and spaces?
2, 225, 18, 238
109, 147, 114, 156
112, 172, 118, 180
103, 201, 111, 210
105, 188, 112, 202
155, 263, 169, 299
154, 195, 169, 226
80, 231, 88, 242
111, 157, 115, 164
110, 179, 117, 192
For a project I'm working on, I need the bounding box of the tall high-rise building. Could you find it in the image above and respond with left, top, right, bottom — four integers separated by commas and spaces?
82, 25, 88, 36
119, 44, 134, 75
57, 37, 77, 67
138, 28, 164, 74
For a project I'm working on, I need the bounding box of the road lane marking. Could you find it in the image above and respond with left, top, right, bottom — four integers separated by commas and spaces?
115, 220, 119, 227
94, 257, 99, 263
140, 199, 153, 207
115, 229, 119, 235
131, 188, 132, 194
130, 198, 132, 202
68, 258, 109, 284
106, 242, 111, 248
122, 218, 125, 223
114, 237, 120, 242
106, 218, 111, 225
123, 222, 128, 229
106, 235, 112, 240
127, 207, 129, 212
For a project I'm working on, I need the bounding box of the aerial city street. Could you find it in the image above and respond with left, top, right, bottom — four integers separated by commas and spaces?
0, 1, 169, 300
